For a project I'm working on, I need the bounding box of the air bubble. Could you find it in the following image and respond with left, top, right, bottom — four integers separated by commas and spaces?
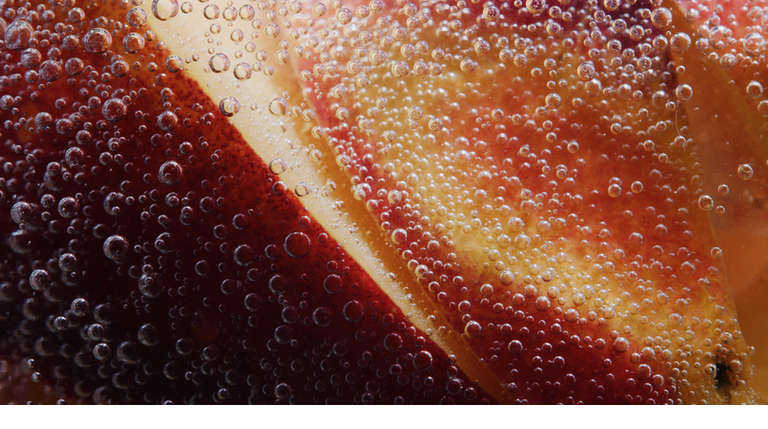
209, 53, 231, 73
103, 235, 130, 262
525, 0, 547, 14
127, 7, 148, 27
158, 161, 183, 186
152, 0, 180, 21
123, 33, 146, 53
738, 164, 754, 180
577, 62, 595, 81
29, 269, 51, 291
219, 97, 241, 117
675, 84, 693, 101
102, 98, 127, 122
4, 20, 33, 50
269, 97, 289, 116
165, 56, 184, 72
697, 195, 714, 211
284, 232, 311, 258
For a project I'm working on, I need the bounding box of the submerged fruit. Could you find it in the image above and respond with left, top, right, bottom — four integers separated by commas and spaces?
0, 0, 766, 404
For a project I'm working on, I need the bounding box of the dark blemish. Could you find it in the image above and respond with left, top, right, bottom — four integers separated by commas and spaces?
714, 361, 729, 392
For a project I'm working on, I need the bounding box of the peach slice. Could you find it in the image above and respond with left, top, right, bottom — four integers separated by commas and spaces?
0, 0, 765, 404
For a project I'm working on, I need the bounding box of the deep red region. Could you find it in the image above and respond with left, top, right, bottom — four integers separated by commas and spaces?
0, 0, 492, 404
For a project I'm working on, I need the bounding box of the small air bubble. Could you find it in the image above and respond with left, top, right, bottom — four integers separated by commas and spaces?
152, 0, 180, 21
219, 97, 241, 117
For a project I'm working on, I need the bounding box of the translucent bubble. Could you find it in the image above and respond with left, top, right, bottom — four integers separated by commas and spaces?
391, 228, 408, 245
157, 111, 178, 130
312, 307, 332, 327
265, 23, 280, 38
343, 300, 364, 322
535, 296, 550, 311
102, 98, 127, 122
234, 62, 253, 80
608, 184, 622, 198
152, 0, 179, 21
244, 293, 262, 312
219, 97, 241, 117
274, 383, 292, 400
123, 33, 146, 53
126, 7, 148, 27
697, 195, 714, 211
233, 245, 255, 267
384, 333, 404, 352
577, 62, 595, 81
413, 350, 433, 371
336, 7, 353, 25
138, 324, 160, 346
743, 33, 765, 57
614, 337, 629, 352
650, 7, 672, 28
738, 164, 754, 180
165, 55, 184, 72
483, 5, 500, 21
93, 343, 111, 361
670, 33, 691, 52
718, 184, 730, 196
57, 197, 79, 218
525, 0, 547, 14
603, 0, 620, 11
20, 48, 42, 68
39, 60, 62, 82
675, 84, 693, 101
545, 93, 561, 108
313, 3, 327, 17
269, 158, 286, 175
10, 202, 34, 224
711, 247, 723, 259
4, 20, 33, 50
294, 182, 311, 197
103, 235, 130, 262
209, 53, 231, 73
719, 53, 737, 71
630, 181, 643, 193
747, 81, 763, 98
268, 97, 289, 115
136, 272, 160, 297
29, 269, 51, 291
158, 160, 183, 185
369, 49, 387, 65
284, 232, 311, 258
391, 61, 410, 77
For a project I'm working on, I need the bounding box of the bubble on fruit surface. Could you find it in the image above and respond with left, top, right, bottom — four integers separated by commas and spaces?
219, 97, 241, 117
158, 161, 183, 186
698, 195, 714, 211
165, 56, 184, 73
29, 269, 51, 291
123, 33, 146, 53
4, 19, 32, 50
152, 0, 180, 21
83, 28, 112, 54
102, 98, 128, 122
284, 232, 311, 258
209, 53, 231, 73
269, 97, 289, 116
103, 235, 130, 262
738, 164, 754, 181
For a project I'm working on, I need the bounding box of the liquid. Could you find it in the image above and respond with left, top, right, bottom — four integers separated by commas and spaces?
0, 0, 766, 404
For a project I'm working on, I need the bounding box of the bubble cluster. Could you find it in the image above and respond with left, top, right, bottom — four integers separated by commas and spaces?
0, 0, 764, 406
